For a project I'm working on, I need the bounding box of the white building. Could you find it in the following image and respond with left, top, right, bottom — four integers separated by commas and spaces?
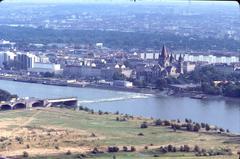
183, 54, 239, 64
96, 43, 104, 48
35, 55, 50, 63
140, 52, 160, 60
28, 63, 62, 74
0, 40, 10, 45
0, 51, 16, 67
183, 62, 196, 73
139, 52, 239, 64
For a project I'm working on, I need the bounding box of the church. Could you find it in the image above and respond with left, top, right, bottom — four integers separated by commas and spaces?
158, 45, 184, 76
136, 45, 184, 84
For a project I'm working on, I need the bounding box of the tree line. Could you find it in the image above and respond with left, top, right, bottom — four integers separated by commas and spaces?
0, 26, 240, 52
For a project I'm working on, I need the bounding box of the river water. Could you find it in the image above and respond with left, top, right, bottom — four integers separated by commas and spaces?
0, 80, 239, 133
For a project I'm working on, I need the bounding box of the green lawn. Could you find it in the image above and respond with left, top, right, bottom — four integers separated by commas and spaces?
0, 108, 238, 159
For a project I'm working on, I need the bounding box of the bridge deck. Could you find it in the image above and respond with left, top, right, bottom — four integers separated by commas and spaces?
0, 97, 78, 109
46, 97, 78, 103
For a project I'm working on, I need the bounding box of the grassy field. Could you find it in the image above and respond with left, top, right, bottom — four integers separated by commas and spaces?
0, 108, 239, 159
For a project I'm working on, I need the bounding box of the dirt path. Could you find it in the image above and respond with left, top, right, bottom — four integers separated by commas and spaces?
10, 109, 43, 136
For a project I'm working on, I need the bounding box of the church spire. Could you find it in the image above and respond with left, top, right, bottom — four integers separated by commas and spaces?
177, 54, 184, 74
170, 53, 175, 63
158, 45, 169, 67
161, 45, 168, 59
178, 54, 184, 62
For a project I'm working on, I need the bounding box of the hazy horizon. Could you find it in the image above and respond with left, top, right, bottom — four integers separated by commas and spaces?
3, 0, 238, 5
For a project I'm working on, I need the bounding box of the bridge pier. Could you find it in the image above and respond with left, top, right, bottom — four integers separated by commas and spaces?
0, 97, 78, 111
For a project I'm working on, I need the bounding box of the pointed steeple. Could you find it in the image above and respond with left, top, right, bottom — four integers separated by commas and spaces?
170, 53, 175, 63
178, 54, 184, 62
158, 45, 169, 67
161, 45, 168, 59
177, 54, 184, 74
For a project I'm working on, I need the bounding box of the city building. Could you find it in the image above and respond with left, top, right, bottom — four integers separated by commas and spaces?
183, 62, 196, 73
15, 53, 37, 70
139, 52, 239, 64
0, 51, 16, 67
183, 54, 239, 64
28, 63, 62, 74
35, 55, 50, 63
63, 65, 101, 79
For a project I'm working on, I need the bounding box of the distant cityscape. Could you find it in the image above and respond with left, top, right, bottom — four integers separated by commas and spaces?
0, 2, 240, 158
0, 39, 239, 91
0, 2, 239, 97
0, 3, 240, 52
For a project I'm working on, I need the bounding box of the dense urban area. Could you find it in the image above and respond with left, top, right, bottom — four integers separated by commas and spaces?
1, 2, 240, 97
0, 1, 239, 158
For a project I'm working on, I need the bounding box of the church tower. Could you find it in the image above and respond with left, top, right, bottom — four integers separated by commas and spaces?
177, 54, 184, 74
158, 45, 169, 67
169, 53, 175, 64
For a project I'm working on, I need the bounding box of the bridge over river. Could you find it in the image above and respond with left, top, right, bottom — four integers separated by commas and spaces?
0, 97, 78, 111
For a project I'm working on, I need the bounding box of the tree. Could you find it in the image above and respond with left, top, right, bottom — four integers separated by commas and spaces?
223, 83, 240, 97
167, 145, 173, 152
201, 123, 206, 128
193, 123, 201, 132
205, 124, 210, 131
183, 145, 190, 152
140, 122, 148, 129
163, 120, 171, 126
194, 145, 200, 152
113, 71, 126, 80
154, 119, 163, 126
0, 89, 17, 101
108, 146, 119, 153
186, 124, 193, 131
123, 146, 128, 152
156, 78, 168, 90
237, 151, 240, 159
42, 72, 55, 78
130, 146, 136, 152
66, 150, 71, 155
23, 151, 29, 158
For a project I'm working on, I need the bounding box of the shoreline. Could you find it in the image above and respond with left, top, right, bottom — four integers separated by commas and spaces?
0, 75, 161, 95
0, 76, 239, 101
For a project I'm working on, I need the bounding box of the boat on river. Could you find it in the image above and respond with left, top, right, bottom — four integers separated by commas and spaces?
191, 94, 207, 100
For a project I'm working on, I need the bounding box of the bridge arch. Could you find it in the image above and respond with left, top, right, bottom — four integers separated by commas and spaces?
1, 104, 12, 111
32, 101, 44, 107
13, 103, 26, 110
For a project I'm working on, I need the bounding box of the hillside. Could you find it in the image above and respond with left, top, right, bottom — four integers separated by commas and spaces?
0, 107, 238, 158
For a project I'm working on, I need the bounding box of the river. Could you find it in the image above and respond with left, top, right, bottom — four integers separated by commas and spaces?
0, 79, 239, 133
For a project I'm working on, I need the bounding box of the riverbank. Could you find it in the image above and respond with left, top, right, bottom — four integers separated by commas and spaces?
0, 75, 159, 95
0, 107, 238, 158
0, 74, 206, 97
0, 75, 221, 102
0, 78, 239, 133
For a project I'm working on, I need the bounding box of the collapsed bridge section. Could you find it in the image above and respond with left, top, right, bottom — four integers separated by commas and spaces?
0, 97, 78, 110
